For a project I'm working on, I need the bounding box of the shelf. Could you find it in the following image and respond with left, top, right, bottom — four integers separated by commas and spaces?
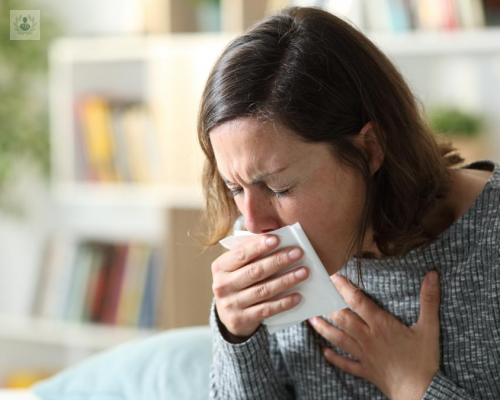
368, 27, 500, 56
49, 185, 205, 243
49, 34, 237, 63
52, 183, 204, 208
0, 315, 158, 351
50, 28, 500, 61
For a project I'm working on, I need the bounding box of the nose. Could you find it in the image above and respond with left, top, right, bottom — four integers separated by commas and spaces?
243, 191, 281, 234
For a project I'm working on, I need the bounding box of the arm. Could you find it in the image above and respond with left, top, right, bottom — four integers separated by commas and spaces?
422, 371, 481, 400
208, 298, 295, 399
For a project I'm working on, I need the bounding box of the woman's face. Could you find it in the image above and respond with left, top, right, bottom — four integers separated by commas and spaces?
210, 117, 377, 275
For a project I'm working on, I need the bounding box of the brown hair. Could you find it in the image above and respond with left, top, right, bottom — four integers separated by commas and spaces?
197, 6, 464, 284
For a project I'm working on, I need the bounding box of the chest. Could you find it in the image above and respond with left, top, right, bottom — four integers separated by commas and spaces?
275, 268, 500, 398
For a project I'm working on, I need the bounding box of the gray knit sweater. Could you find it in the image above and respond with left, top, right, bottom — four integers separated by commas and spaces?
209, 159, 500, 399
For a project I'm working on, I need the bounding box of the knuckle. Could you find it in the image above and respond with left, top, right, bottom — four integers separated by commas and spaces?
422, 292, 440, 307
261, 303, 272, 319
349, 290, 364, 309
248, 262, 264, 280
336, 333, 346, 349
235, 244, 247, 262
282, 272, 294, 288
211, 260, 221, 274
335, 310, 347, 326
217, 298, 230, 312
211, 279, 226, 297
256, 282, 270, 299
275, 251, 288, 269
280, 298, 289, 312
255, 239, 265, 255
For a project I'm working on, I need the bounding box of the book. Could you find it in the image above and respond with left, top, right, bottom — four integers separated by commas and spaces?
122, 105, 150, 183
365, 0, 393, 32
65, 243, 95, 322
73, 98, 92, 181
387, 0, 412, 32
115, 244, 144, 326
101, 244, 129, 325
34, 235, 78, 320
455, 0, 486, 29
139, 249, 164, 328
90, 244, 114, 322
109, 103, 132, 182
129, 246, 151, 325
79, 96, 117, 182
82, 243, 104, 323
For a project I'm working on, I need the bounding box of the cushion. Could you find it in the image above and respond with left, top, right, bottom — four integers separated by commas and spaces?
32, 326, 212, 400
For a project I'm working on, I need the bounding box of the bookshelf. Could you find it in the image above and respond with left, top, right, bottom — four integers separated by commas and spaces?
45, 33, 236, 332
2, 0, 500, 389
0, 34, 235, 388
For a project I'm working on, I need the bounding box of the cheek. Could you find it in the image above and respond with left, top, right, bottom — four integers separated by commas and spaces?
299, 177, 365, 270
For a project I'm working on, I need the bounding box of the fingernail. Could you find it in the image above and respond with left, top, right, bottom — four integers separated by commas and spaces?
308, 317, 316, 325
429, 271, 438, 285
332, 274, 339, 283
293, 294, 301, 304
289, 248, 301, 259
265, 236, 277, 246
295, 268, 306, 279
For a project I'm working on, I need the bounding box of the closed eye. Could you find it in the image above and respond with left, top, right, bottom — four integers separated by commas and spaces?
228, 186, 290, 198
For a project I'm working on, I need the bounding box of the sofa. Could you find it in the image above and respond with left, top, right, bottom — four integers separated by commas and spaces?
27, 325, 213, 400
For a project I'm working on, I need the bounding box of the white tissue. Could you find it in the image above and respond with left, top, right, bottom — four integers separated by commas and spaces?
219, 222, 347, 334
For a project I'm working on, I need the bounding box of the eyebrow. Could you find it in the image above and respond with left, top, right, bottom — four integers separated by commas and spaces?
221, 166, 288, 186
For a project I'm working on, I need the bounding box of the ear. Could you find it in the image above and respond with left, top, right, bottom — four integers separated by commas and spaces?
356, 122, 384, 176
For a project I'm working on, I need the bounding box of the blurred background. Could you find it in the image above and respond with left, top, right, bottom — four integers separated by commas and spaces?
0, 0, 499, 389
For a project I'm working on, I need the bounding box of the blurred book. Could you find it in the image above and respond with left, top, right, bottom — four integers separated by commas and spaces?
35, 238, 163, 329
362, 0, 488, 32
483, 0, 500, 26
78, 96, 117, 183
74, 97, 166, 184
289, 0, 366, 29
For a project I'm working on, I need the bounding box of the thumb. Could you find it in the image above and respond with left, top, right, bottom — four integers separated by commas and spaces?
416, 270, 441, 333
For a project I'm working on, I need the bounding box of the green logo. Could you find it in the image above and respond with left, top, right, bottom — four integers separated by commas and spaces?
10, 10, 40, 40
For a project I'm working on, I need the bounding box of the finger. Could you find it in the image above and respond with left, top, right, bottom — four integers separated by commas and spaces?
416, 270, 441, 333
322, 347, 365, 379
243, 291, 303, 322
229, 246, 304, 292
327, 309, 369, 342
213, 234, 280, 274
331, 274, 382, 327
308, 317, 363, 359
236, 264, 309, 308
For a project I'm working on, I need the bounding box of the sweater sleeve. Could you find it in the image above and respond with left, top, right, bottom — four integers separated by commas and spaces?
208, 297, 295, 399
422, 370, 481, 400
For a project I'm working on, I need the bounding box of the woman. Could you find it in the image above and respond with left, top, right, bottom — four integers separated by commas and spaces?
197, 6, 500, 399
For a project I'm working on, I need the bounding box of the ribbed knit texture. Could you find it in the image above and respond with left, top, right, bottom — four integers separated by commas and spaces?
208, 159, 500, 399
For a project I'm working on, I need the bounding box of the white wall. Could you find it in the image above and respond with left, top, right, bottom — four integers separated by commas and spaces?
0, 163, 53, 316
35, 0, 144, 36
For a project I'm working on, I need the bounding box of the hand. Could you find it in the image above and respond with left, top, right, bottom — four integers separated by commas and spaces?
308, 271, 441, 400
211, 234, 310, 342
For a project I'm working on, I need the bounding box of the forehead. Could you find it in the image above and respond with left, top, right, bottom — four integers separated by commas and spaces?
209, 117, 338, 182
209, 117, 301, 161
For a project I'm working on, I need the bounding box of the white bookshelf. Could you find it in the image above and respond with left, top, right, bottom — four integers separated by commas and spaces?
369, 26, 500, 56
0, 315, 157, 350
48, 33, 236, 246
0, 34, 234, 386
